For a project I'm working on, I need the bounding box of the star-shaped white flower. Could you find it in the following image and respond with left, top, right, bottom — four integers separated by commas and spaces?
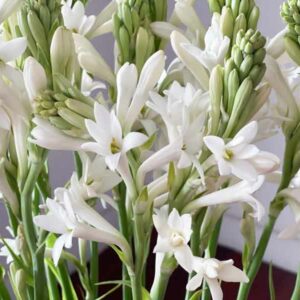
204, 121, 280, 181
34, 188, 130, 265
187, 257, 249, 300
83, 103, 148, 171
153, 206, 193, 272
62, 0, 96, 36
182, 13, 230, 72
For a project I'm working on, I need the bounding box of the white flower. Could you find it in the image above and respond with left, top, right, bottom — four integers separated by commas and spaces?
0, 0, 23, 23
0, 107, 10, 157
170, 31, 209, 91
0, 65, 31, 179
278, 171, 300, 239
69, 153, 121, 208
34, 189, 130, 265
73, 33, 115, 86
30, 117, 86, 151
0, 37, 27, 63
182, 13, 230, 72
184, 176, 265, 221
81, 70, 105, 96
115, 51, 165, 132
23, 57, 47, 101
0, 228, 22, 264
83, 103, 148, 171
153, 206, 193, 272
204, 122, 280, 181
187, 257, 249, 300
62, 0, 96, 36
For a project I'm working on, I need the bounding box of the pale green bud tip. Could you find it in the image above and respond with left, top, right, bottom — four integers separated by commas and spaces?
285, 36, 300, 65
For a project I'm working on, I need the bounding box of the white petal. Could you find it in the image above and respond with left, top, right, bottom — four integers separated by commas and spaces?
23, 57, 47, 101
230, 160, 258, 181
186, 272, 204, 291
234, 121, 258, 144
0, 38, 27, 62
105, 153, 121, 171
123, 132, 148, 153
218, 263, 249, 283
174, 245, 194, 272
116, 63, 138, 123
206, 278, 223, 300
204, 136, 225, 157
52, 233, 72, 266
34, 215, 67, 235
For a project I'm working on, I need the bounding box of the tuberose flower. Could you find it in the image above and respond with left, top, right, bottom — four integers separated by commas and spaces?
186, 257, 249, 300
184, 176, 265, 221
153, 206, 193, 272
83, 103, 148, 171
204, 121, 280, 181
62, 0, 96, 36
181, 13, 230, 72
0, 0, 23, 23
0, 37, 27, 63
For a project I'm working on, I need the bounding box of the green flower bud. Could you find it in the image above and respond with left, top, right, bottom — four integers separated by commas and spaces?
227, 69, 240, 114
231, 0, 240, 18
233, 14, 247, 42
208, 0, 221, 13
284, 36, 300, 65
121, 3, 134, 35
119, 26, 131, 62
240, 54, 254, 79
65, 99, 95, 119
57, 107, 86, 130
239, 0, 249, 15
220, 7, 234, 37
49, 116, 73, 130
210, 65, 224, 134
248, 6, 260, 30
135, 27, 149, 72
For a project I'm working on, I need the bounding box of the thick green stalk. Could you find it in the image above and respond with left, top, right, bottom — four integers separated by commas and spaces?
58, 262, 78, 300
116, 183, 132, 300
150, 271, 171, 300
0, 280, 11, 300
292, 265, 300, 300
90, 242, 99, 297
201, 218, 223, 300
21, 157, 48, 300
46, 263, 60, 300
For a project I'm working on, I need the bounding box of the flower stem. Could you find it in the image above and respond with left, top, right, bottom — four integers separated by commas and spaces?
90, 241, 99, 297
150, 270, 171, 300
291, 265, 300, 300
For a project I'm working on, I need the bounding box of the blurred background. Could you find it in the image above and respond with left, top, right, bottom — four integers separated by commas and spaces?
2, 0, 299, 276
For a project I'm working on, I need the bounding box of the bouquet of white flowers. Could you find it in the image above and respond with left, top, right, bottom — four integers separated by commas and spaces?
0, 0, 300, 299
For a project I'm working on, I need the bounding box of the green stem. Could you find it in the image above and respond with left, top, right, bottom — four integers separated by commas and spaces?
116, 183, 132, 300
58, 262, 78, 300
21, 156, 48, 300
0, 280, 11, 300
237, 133, 299, 300
292, 265, 300, 300
201, 218, 223, 300
130, 274, 143, 300
90, 242, 99, 297
46, 263, 60, 300
150, 271, 171, 300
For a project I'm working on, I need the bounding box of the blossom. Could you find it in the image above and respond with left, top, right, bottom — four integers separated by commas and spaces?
0, 37, 27, 63
69, 152, 121, 208
23, 57, 48, 101
186, 257, 249, 300
0, 0, 23, 23
83, 103, 148, 171
153, 206, 193, 272
62, 0, 96, 36
278, 170, 300, 239
0, 228, 22, 264
204, 122, 280, 181
184, 176, 265, 221
34, 189, 131, 265
81, 70, 105, 96
182, 13, 230, 72
115, 51, 165, 132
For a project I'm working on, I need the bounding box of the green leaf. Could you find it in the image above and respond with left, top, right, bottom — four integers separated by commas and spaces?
96, 284, 121, 300
189, 290, 202, 300
268, 262, 276, 300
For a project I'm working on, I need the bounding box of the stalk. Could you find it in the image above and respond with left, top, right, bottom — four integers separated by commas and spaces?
237, 133, 299, 300
150, 270, 171, 300
46, 263, 60, 300
291, 265, 300, 300
90, 242, 99, 297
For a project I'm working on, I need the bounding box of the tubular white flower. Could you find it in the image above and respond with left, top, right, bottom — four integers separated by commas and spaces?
267, 29, 288, 59
23, 57, 47, 101
81, 70, 105, 96
170, 31, 209, 91
186, 257, 249, 300
62, 0, 96, 36
0, 228, 21, 264
124, 51, 166, 132
30, 117, 86, 151
0, 37, 27, 63
0, 0, 23, 23
83, 103, 148, 171
184, 176, 265, 221
69, 152, 121, 207
0, 158, 19, 216
153, 206, 193, 272
73, 33, 115, 86
34, 189, 131, 266
150, 22, 182, 40
204, 122, 280, 181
